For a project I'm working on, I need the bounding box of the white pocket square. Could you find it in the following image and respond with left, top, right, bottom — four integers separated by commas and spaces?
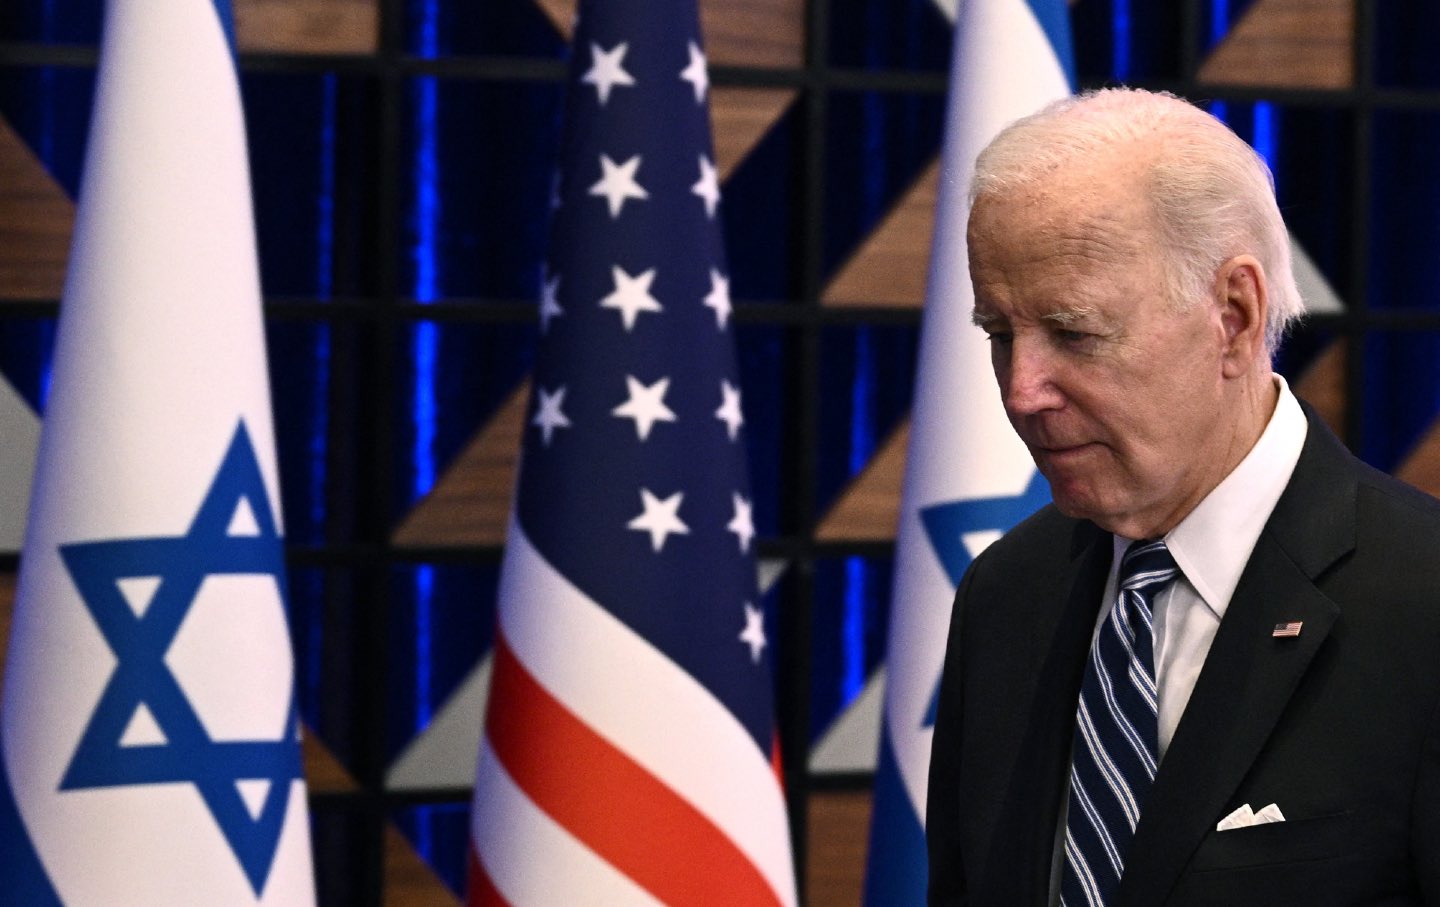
1216, 802, 1286, 831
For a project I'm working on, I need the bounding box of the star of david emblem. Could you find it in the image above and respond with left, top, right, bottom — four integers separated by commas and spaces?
919, 470, 1050, 728
58, 422, 302, 895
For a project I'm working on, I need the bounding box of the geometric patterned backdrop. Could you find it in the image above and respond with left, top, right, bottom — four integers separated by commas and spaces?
7, 0, 1440, 903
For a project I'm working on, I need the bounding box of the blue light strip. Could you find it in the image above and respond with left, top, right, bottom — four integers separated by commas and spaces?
842, 330, 877, 704
1210, 0, 1230, 48
843, 558, 866, 704
300, 75, 339, 721
312, 74, 337, 532
848, 329, 875, 493
408, 7, 440, 858
1112, 0, 1131, 81
1251, 101, 1278, 173
316, 76, 338, 299
408, 0, 443, 863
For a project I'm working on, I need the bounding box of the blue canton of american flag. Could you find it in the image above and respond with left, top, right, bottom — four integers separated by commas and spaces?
465, 0, 796, 904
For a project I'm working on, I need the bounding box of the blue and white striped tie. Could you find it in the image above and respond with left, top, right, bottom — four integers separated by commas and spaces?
1060, 539, 1180, 907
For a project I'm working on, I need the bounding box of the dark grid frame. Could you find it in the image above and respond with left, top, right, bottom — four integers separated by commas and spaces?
3, 0, 1438, 902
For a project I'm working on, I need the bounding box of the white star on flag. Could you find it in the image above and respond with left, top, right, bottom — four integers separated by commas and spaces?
612, 375, 677, 440
581, 41, 636, 105
627, 488, 689, 552
703, 268, 731, 329
589, 153, 648, 218
532, 386, 571, 446
727, 492, 755, 553
539, 270, 563, 333
692, 155, 721, 218
601, 265, 663, 331
715, 379, 744, 440
680, 40, 709, 104
738, 602, 767, 663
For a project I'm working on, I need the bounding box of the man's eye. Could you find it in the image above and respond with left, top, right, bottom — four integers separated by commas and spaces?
985, 331, 1013, 346
1055, 328, 1099, 346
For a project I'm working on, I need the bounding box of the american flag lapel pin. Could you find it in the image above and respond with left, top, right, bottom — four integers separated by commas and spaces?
1272, 621, 1303, 638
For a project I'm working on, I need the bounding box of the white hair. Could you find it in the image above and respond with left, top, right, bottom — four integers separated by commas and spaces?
970, 88, 1304, 353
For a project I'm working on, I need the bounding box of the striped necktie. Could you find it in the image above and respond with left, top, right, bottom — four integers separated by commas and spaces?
1060, 538, 1180, 906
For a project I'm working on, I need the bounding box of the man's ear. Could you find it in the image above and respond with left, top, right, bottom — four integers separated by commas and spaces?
1214, 255, 1268, 378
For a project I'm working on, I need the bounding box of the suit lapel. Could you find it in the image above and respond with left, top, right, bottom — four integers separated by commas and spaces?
977, 521, 1111, 906
1117, 534, 1340, 905
1116, 406, 1357, 906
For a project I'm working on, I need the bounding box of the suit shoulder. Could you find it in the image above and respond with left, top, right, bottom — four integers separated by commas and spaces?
1355, 465, 1440, 527
1350, 470, 1440, 587
1298, 411, 1440, 530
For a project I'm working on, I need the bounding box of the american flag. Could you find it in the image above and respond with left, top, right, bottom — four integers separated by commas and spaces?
1272, 621, 1304, 638
465, 0, 797, 904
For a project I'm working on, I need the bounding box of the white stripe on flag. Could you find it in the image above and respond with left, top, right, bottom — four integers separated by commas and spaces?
471, 739, 666, 907
496, 519, 797, 906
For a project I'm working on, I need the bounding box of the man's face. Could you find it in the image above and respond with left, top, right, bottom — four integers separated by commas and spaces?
967, 168, 1237, 539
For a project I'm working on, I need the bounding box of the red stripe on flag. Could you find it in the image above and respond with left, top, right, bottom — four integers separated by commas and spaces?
485, 633, 784, 907
770, 733, 785, 789
466, 846, 514, 907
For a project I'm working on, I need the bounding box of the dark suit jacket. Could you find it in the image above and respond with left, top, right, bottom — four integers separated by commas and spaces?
926, 406, 1440, 905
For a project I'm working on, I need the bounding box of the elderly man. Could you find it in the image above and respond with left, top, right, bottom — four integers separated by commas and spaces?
925, 88, 1440, 906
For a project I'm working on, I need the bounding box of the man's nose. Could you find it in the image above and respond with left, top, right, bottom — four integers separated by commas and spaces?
1001, 341, 1063, 416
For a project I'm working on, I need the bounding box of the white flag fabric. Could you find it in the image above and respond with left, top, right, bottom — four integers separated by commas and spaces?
862, 0, 1073, 901
0, 0, 316, 902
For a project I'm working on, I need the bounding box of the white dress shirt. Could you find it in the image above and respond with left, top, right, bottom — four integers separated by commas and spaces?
1106, 374, 1307, 758
1048, 375, 1308, 901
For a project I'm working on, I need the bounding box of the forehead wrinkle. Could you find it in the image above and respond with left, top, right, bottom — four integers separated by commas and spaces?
979, 180, 1153, 264
1039, 208, 1148, 262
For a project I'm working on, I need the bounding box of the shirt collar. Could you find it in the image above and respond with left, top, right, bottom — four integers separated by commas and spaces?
1156, 375, 1308, 620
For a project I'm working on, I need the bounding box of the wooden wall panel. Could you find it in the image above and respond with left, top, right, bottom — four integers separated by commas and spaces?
700, 0, 805, 69
713, 87, 798, 180
816, 423, 907, 542
1293, 339, 1347, 439
383, 825, 463, 907
235, 0, 378, 55
823, 161, 937, 309
0, 118, 75, 303
393, 382, 528, 547
1198, 0, 1353, 90
808, 789, 872, 907
534, 0, 803, 68
302, 732, 358, 792
1396, 420, 1440, 501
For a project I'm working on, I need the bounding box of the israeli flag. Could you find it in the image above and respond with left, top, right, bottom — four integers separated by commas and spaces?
862, 1, 1073, 902
0, 0, 316, 902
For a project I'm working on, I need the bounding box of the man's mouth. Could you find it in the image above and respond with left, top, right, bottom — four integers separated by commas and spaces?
1032, 441, 1099, 462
